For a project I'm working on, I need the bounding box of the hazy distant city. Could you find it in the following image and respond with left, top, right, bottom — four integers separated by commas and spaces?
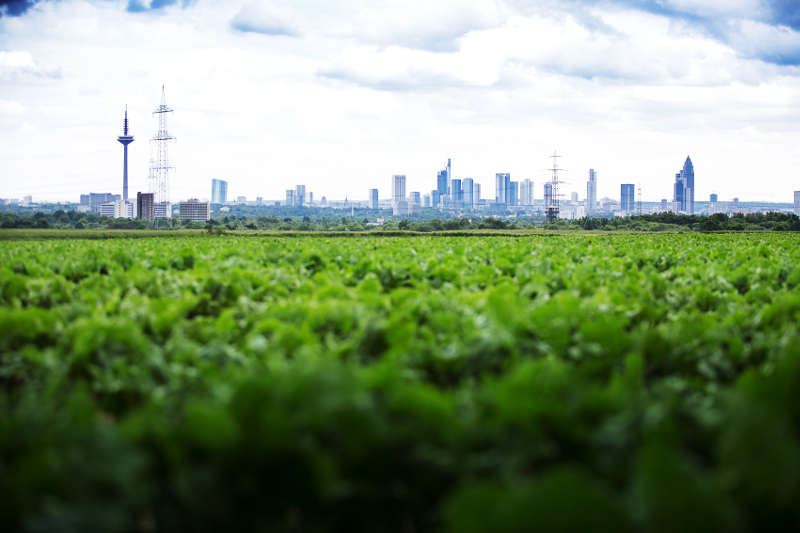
1, 87, 798, 224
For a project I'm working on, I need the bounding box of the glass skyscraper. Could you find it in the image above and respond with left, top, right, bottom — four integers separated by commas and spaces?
621, 184, 635, 214
509, 181, 519, 207
544, 182, 553, 209
673, 156, 694, 213
520, 179, 534, 205
451, 179, 462, 207
586, 169, 597, 213
495, 173, 510, 205
211, 179, 227, 204
437, 169, 448, 196
462, 178, 474, 209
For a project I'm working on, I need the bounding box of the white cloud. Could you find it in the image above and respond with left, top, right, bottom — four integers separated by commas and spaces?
0, 0, 799, 205
0, 50, 60, 81
230, 0, 505, 52
0, 99, 25, 115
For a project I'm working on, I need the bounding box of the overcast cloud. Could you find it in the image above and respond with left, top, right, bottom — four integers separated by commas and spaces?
0, 0, 798, 203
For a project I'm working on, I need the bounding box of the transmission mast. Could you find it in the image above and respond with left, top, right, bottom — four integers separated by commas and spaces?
546, 151, 565, 223
149, 85, 176, 219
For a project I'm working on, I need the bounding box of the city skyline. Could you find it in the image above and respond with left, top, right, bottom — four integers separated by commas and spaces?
2, 1, 800, 203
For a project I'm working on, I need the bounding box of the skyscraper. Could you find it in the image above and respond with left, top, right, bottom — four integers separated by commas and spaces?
495, 173, 510, 205
673, 156, 695, 213
211, 179, 228, 204
673, 173, 684, 213
544, 182, 553, 209
462, 178, 474, 209
295, 185, 306, 207
682, 156, 694, 214
621, 184, 635, 214
586, 169, 597, 213
392, 174, 406, 206
509, 181, 519, 207
473, 183, 480, 208
117, 107, 134, 201
285, 189, 295, 206
431, 190, 440, 209
451, 179, 462, 207
369, 188, 379, 209
446, 158, 452, 199
795, 191, 800, 216
437, 169, 448, 198
410, 191, 421, 207
520, 179, 534, 205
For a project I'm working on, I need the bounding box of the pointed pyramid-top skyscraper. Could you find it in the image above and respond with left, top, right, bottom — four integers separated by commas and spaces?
682, 156, 694, 214
673, 155, 695, 214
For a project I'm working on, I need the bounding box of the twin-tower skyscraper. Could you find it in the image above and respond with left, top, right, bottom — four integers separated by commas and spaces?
116, 86, 175, 216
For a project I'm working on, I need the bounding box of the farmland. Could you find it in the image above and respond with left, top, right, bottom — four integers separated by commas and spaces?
2, 233, 800, 531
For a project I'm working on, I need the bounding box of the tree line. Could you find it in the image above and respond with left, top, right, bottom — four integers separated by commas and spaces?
2, 209, 799, 232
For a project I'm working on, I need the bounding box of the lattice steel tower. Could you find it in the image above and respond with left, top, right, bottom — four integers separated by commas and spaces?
149, 86, 176, 218
117, 107, 134, 201
546, 151, 564, 223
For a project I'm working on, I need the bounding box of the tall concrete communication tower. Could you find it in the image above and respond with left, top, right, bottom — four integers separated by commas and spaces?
546, 151, 564, 223
149, 86, 175, 218
117, 107, 134, 201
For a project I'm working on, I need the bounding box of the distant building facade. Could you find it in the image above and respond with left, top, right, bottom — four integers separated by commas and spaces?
795, 191, 800, 215
392, 175, 406, 205
673, 156, 695, 213
84, 192, 120, 212
451, 179, 462, 207
437, 169, 448, 198
462, 178, 474, 209
137, 192, 155, 221
392, 174, 407, 215
495, 173, 510, 206
99, 199, 134, 219
179, 199, 211, 222
295, 185, 306, 207
544, 182, 553, 209
211, 179, 228, 204
520, 179, 534, 206
285, 189, 295, 207
621, 184, 635, 214
508, 181, 519, 207
369, 188, 379, 209
586, 169, 597, 213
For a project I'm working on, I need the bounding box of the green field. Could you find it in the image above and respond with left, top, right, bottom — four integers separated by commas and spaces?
3, 234, 800, 531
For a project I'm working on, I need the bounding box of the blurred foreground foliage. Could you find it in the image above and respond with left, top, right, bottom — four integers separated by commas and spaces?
2, 234, 800, 531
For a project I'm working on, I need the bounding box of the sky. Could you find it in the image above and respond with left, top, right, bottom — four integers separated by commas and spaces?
1, 0, 799, 204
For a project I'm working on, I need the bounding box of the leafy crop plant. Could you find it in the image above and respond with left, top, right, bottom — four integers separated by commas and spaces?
1, 234, 800, 532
